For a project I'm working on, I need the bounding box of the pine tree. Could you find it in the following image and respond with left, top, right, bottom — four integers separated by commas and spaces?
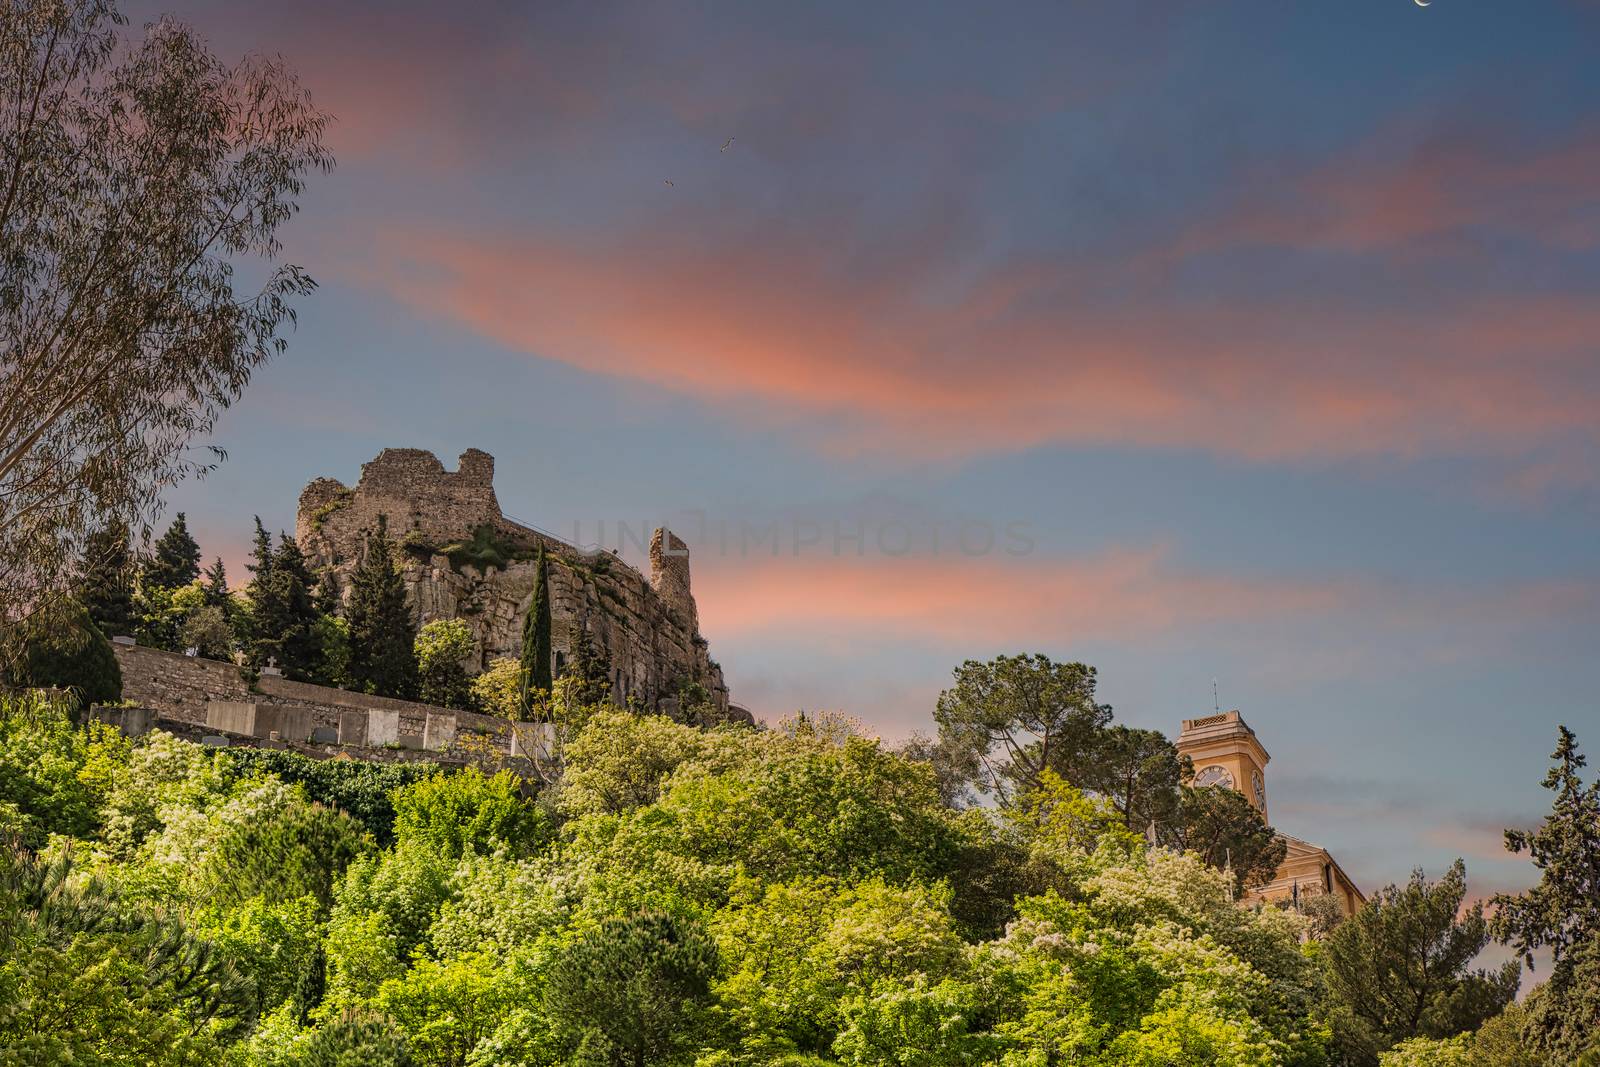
142, 513, 202, 591
247, 517, 274, 581
1491, 727, 1600, 1059
202, 557, 230, 609
1324, 860, 1518, 1062
77, 522, 136, 637
252, 535, 320, 678
346, 518, 418, 699
520, 545, 552, 713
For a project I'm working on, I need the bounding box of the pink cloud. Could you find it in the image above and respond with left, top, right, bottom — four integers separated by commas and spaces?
350, 220, 1600, 470
1174, 121, 1600, 256
692, 545, 1345, 646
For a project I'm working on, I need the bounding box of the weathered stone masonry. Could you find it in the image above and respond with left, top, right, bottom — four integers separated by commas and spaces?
108, 642, 542, 766
296, 448, 729, 715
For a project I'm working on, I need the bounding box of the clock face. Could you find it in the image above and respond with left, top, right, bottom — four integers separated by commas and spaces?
1194, 765, 1234, 789
1252, 770, 1266, 808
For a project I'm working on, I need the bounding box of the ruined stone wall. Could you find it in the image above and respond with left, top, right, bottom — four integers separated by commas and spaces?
296, 448, 728, 713
110, 642, 532, 764
300, 448, 511, 556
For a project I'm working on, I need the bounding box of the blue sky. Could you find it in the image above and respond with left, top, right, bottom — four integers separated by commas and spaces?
134, 0, 1600, 915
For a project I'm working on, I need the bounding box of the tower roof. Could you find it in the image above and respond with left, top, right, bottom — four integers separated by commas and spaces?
1176, 709, 1271, 766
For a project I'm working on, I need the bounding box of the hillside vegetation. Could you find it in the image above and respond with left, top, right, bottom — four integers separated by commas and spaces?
1, 682, 1588, 1067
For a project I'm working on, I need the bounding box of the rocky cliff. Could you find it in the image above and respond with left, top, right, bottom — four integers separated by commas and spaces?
297, 448, 728, 714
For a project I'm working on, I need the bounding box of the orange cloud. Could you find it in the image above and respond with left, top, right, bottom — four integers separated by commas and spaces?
353, 220, 1600, 469
691, 545, 1347, 646
1175, 122, 1600, 255
684, 544, 1600, 673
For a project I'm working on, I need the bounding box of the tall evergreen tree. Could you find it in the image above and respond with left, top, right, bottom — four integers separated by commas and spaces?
346, 518, 418, 699
313, 567, 341, 616
1491, 727, 1600, 1059
252, 535, 320, 678
247, 517, 274, 582
521, 545, 553, 712
203, 557, 230, 609
142, 512, 202, 591
77, 521, 136, 638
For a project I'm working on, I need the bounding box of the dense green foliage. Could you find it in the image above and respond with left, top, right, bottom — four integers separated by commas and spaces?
346, 519, 419, 699
7, 597, 122, 704
1322, 861, 1517, 1064
143, 512, 203, 592
933, 653, 1112, 804
205, 557, 232, 608
390, 769, 551, 859
523, 545, 553, 706
415, 619, 476, 711
253, 534, 323, 680
0, 678, 1582, 1065
79, 521, 137, 637
930, 652, 1287, 890
473, 656, 526, 721
547, 911, 717, 1065
221, 747, 439, 844
1489, 727, 1600, 1059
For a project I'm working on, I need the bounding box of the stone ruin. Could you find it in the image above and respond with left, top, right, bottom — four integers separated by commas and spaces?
297, 448, 729, 716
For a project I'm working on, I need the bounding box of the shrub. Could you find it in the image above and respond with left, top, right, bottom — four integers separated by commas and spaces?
9, 599, 121, 705
415, 619, 475, 710
0, 692, 105, 846
390, 769, 550, 859
470, 657, 524, 720
222, 748, 438, 845
546, 911, 718, 1065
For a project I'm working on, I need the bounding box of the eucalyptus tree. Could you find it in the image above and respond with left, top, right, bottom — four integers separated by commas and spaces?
0, 0, 331, 661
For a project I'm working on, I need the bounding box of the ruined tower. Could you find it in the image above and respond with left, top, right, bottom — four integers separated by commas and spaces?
649, 528, 697, 634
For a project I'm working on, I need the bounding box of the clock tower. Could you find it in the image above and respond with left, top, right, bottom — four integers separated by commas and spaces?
1176, 710, 1270, 821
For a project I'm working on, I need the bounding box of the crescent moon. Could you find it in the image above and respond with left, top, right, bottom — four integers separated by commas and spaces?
1415, 0, 1430, 6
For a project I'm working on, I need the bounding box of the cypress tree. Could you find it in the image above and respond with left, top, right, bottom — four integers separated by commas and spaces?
313, 567, 341, 616
203, 557, 230, 609
142, 512, 202, 591
346, 517, 418, 699
521, 545, 552, 712
253, 534, 320, 678
77, 521, 136, 637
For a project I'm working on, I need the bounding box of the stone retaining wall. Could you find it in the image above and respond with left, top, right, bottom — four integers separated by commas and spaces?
109, 642, 529, 767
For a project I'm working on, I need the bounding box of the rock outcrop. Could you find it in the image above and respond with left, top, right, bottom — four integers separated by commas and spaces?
297, 448, 727, 713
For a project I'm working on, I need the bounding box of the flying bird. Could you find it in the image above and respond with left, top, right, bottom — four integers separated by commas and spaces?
720, 137, 735, 153
663, 179, 674, 186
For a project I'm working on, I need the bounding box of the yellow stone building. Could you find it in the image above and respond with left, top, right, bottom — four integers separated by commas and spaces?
1176, 710, 1365, 916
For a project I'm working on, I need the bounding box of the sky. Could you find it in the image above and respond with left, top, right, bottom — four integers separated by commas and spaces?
128, 0, 1600, 923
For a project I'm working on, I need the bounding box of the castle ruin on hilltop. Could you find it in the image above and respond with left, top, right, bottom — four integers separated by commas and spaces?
297, 448, 729, 716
